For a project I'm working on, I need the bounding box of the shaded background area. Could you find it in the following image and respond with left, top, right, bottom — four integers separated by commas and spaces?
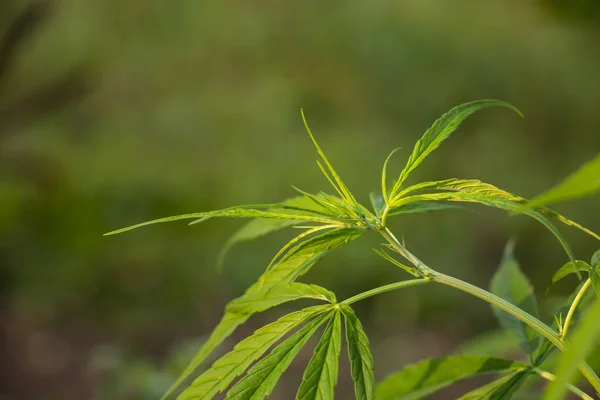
1, 1, 599, 399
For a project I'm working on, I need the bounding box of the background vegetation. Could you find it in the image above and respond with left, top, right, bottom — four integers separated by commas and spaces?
0, 1, 599, 398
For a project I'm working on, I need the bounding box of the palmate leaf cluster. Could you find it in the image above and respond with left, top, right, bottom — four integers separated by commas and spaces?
106, 100, 600, 399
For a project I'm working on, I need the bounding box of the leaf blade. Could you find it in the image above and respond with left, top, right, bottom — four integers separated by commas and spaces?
341, 305, 375, 400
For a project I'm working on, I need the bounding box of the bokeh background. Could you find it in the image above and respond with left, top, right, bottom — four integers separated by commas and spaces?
1, 1, 599, 399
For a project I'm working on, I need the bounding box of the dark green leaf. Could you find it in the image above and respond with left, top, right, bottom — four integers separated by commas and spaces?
551, 261, 591, 285
458, 370, 530, 400
296, 310, 342, 400
375, 355, 527, 400
490, 241, 540, 361
390, 100, 522, 197
516, 153, 600, 212
178, 305, 331, 400
341, 305, 375, 400
225, 311, 332, 400
457, 373, 517, 400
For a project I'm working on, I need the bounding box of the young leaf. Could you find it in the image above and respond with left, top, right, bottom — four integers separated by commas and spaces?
550, 261, 591, 285
105, 204, 342, 236
543, 299, 600, 400
162, 228, 362, 399
369, 192, 385, 218
389, 100, 522, 198
301, 109, 358, 207
375, 355, 527, 400
382, 147, 402, 202
490, 241, 540, 361
225, 311, 333, 400
341, 304, 375, 400
296, 310, 342, 400
177, 305, 332, 400
516, 153, 600, 212
387, 201, 470, 216
226, 283, 336, 314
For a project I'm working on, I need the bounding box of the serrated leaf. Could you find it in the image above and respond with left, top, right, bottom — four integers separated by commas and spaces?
516, 153, 600, 212
457, 373, 517, 400
226, 283, 336, 314
389, 100, 522, 198
296, 310, 342, 400
390, 180, 578, 263
105, 204, 342, 236
341, 305, 375, 400
301, 109, 358, 207
163, 228, 362, 399
490, 241, 540, 361
387, 201, 470, 216
375, 355, 527, 400
551, 261, 591, 285
177, 305, 331, 400
459, 370, 530, 400
225, 311, 333, 400
543, 299, 600, 400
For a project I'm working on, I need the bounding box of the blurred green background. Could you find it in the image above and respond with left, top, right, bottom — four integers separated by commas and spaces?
1, 1, 599, 399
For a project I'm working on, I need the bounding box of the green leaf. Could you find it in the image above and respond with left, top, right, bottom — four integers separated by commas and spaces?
457, 373, 518, 400
341, 305, 375, 400
296, 310, 342, 400
225, 311, 333, 400
490, 241, 540, 361
382, 147, 402, 202
369, 192, 385, 217
105, 204, 342, 236
387, 201, 470, 216
593, 250, 600, 298
226, 283, 336, 314
301, 109, 358, 207
551, 261, 591, 285
543, 299, 600, 400
390, 180, 578, 263
592, 250, 600, 268
389, 100, 522, 198
162, 228, 362, 399
373, 248, 419, 277
516, 153, 600, 212
375, 355, 527, 400
177, 305, 332, 400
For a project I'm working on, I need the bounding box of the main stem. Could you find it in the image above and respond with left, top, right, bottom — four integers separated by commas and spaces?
380, 227, 600, 394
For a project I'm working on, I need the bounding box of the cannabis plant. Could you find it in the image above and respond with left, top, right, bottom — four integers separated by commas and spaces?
106, 100, 600, 400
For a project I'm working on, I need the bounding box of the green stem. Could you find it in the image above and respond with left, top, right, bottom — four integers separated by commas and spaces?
341, 279, 429, 305
379, 227, 600, 395
532, 367, 594, 400
561, 278, 592, 338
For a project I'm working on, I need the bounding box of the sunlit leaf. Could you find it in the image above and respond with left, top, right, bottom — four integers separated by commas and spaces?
296, 310, 342, 400
387, 201, 470, 216
226, 283, 336, 314
389, 100, 522, 198
177, 305, 331, 400
341, 305, 375, 400
162, 228, 362, 399
105, 204, 342, 236
301, 109, 358, 207
225, 311, 333, 400
457, 373, 517, 400
490, 241, 540, 361
543, 300, 600, 400
516, 153, 600, 212
551, 261, 591, 285
376, 355, 526, 400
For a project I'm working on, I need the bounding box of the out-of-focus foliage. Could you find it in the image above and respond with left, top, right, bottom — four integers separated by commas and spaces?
1, 0, 599, 398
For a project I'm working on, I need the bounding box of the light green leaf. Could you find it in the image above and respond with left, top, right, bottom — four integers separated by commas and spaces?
296, 310, 342, 400
341, 305, 375, 400
301, 109, 358, 207
177, 305, 331, 400
226, 283, 336, 314
370, 192, 385, 217
389, 100, 522, 198
593, 250, 600, 298
162, 228, 362, 399
376, 355, 527, 400
543, 299, 600, 400
490, 241, 540, 361
516, 153, 600, 212
387, 201, 470, 216
225, 311, 333, 400
105, 204, 342, 236
373, 248, 419, 277
382, 147, 402, 202
592, 250, 600, 268
551, 261, 591, 285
